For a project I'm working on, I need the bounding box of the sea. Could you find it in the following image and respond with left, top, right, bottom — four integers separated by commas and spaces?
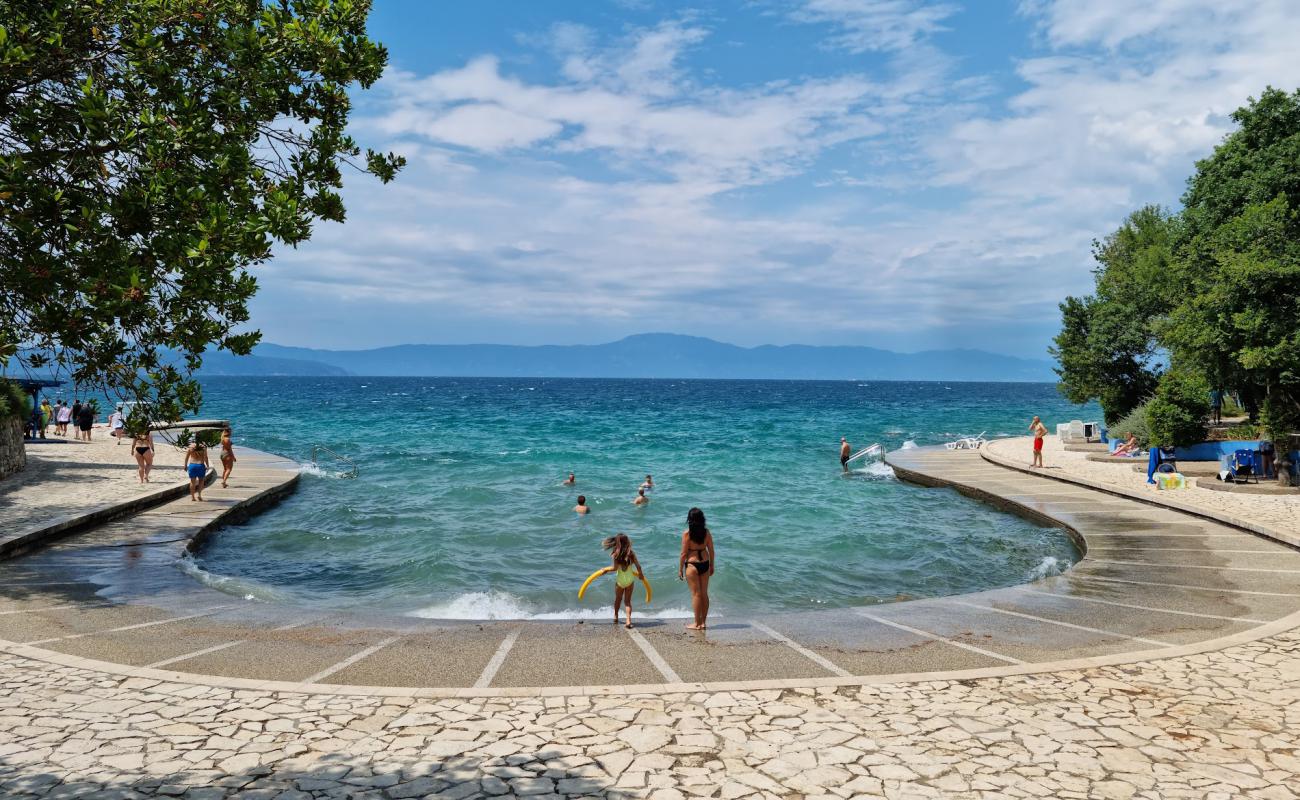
186, 377, 1101, 619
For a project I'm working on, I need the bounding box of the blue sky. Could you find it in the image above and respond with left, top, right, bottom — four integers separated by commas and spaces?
252, 0, 1300, 357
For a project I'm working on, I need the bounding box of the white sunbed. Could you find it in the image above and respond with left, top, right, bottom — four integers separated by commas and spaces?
945, 432, 987, 450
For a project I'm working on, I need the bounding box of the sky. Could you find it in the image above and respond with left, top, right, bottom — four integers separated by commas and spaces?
251, 0, 1300, 357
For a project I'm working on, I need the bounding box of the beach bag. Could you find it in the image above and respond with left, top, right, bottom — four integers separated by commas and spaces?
1155, 472, 1185, 490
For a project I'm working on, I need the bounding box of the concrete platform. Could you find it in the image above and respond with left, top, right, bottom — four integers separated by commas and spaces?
2, 443, 1299, 696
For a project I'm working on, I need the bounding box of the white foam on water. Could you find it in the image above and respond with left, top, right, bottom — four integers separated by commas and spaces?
296, 462, 348, 479
177, 556, 289, 603
901, 440, 919, 449
1027, 556, 1065, 581
406, 591, 695, 621
855, 461, 896, 480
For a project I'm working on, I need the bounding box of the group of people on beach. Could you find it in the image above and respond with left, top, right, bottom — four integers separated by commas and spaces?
589, 507, 716, 631
30, 397, 96, 440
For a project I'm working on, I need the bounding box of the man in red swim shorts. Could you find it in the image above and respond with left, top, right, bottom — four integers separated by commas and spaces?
1028, 416, 1048, 468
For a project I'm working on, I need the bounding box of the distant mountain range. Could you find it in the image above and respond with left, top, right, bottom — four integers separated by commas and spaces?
196, 334, 1056, 382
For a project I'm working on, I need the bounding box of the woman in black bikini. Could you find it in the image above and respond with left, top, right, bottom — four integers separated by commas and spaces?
678, 507, 715, 631
131, 429, 155, 484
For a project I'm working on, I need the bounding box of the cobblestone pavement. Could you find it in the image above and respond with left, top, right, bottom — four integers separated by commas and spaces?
3, 628, 1298, 799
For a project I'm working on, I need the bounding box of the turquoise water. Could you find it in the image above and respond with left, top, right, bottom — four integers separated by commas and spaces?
190, 377, 1100, 618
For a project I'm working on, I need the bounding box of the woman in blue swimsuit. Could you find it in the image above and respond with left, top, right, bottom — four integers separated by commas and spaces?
185, 440, 210, 501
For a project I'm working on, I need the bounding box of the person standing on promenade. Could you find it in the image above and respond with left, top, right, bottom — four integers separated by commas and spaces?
131, 428, 155, 483
840, 437, 852, 471
77, 402, 95, 441
679, 507, 715, 631
574, 495, 590, 514
39, 398, 52, 437
1028, 416, 1048, 468
55, 400, 71, 436
186, 439, 210, 501
219, 426, 237, 488
70, 399, 83, 440
109, 404, 126, 444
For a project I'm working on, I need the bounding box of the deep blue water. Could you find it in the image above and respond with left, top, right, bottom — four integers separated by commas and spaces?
188, 377, 1100, 618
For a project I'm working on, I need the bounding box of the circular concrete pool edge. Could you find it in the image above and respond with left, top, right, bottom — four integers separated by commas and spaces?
4, 442, 1298, 697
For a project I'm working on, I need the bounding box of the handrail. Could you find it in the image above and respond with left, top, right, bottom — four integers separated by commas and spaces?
311, 445, 358, 478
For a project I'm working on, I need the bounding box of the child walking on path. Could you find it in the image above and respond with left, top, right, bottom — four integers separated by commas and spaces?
599, 533, 644, 629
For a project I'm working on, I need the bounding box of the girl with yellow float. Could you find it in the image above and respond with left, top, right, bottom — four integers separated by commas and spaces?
578, 533, 652, 628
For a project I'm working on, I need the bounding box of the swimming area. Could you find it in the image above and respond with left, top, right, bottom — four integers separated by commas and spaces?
190, 377, 1101, 619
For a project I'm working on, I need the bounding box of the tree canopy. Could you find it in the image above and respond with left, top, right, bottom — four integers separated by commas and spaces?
0, 0, 403, 422
1053, 87, 1300, 447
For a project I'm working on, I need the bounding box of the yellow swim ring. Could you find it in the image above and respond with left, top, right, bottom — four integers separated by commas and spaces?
577, 569, 653, 604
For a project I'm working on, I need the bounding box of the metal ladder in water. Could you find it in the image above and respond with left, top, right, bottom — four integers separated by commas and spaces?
310, 445, 358, 478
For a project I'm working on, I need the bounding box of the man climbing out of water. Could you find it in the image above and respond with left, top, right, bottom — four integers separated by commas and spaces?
840, 437, 852, 471
574, 495, 590, 514
1028, 416, 1048, 468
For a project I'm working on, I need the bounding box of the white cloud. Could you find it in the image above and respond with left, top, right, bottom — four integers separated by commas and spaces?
787, 0, 959, 52
266, 4, 1300, 353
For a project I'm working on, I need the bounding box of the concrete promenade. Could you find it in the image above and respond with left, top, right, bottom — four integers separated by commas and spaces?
1, 442, 1299, 797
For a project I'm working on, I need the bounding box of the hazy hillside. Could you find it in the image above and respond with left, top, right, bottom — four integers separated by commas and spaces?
223, 334, 1058, 381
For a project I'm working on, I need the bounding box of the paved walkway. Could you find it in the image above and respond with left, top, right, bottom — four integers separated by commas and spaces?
0, 427, 196, 550
2, 626, 1299, 798
984, 436, 1300, 542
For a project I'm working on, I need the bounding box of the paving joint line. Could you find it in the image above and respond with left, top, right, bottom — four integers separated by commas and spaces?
950, 601, 1174, 647
0, 604, 76, 615
1089, 559, 1300, 574
304, 636, 400, 684
473, 628, 521, 689
1019, 589, 1267, 624
625, 628, 682, 684
23, 606, 232, 645
1073, 574, 1300, 598
853, 610, 1023, 665
749, 620, 851, 677
143, 619, 313, 669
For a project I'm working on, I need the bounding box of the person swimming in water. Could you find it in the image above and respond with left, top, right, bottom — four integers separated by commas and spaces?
840, 437, 851, 471
593, 533, 644, 628
574, 495, 590, 514
632, 487, 648, 506
640, 474, 653, 491
563, 472, 576, 486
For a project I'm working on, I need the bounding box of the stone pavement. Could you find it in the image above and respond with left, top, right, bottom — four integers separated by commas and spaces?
0, 425, 192, 535
2, 629, 1299, 799
984, 436, 1300, 540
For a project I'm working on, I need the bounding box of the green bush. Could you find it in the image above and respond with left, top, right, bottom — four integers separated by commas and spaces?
1145, 370, 1210, 446
0, 380, 32, 421
1109, 400, 1151, 447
